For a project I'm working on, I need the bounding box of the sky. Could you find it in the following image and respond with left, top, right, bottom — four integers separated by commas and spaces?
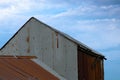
0, 0, 120, 80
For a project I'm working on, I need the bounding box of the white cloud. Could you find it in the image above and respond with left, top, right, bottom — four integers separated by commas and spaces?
52, 5, 120, 19
0, 0, 32, 20
0, 0, 51, 30
70, 19, 120, 50
0, 0, 120, 51
53, 5, 95, 18
0, 0, 69, 21
47, 18, 120, 50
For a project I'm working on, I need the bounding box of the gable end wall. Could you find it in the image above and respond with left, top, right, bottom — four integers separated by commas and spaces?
0, 18, 78, 80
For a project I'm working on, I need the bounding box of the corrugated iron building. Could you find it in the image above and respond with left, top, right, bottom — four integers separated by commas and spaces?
0, 17, 106, 80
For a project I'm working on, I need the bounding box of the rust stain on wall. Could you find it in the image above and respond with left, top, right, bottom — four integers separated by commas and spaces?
26, 36, 30, 43
12, 44, 14, 47
27, 28, 30, 53
56, 32, 59, 48
52, 32, 54, 49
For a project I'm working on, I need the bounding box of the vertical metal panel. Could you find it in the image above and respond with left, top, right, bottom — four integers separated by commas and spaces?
78, 50, 89, 80
95, 59, 103, 80
65, 38, 78, 80
0, 18, 78, 80
78, 50, 83, 80
30, 19, 55, 68
87, 55, 95, 80
78, 48, 104, 80
54, 34, 78, 80
101, 60, 104, 80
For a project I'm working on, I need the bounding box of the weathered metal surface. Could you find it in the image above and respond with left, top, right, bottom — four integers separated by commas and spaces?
0, 17, 105, 80
0, 18, 78, 80
0, 56, 59, 80
78, 48, 104, 80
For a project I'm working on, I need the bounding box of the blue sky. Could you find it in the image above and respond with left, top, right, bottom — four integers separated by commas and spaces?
0, 0, 120, 80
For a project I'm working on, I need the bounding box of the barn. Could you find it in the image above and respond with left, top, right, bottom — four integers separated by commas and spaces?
0, 17, 106, 80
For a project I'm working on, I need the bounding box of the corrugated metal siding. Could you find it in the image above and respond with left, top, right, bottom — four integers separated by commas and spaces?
54, 33, 78, 80
0, 17, 104, 80
0, 56, 59, 80
0, 18, 78, 80
78, 48, 104, 80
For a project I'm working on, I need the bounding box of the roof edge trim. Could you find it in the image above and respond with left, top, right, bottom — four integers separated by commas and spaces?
0, 55, 37, 59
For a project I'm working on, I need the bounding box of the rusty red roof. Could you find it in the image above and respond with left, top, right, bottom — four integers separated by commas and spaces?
0, 56, 59, 80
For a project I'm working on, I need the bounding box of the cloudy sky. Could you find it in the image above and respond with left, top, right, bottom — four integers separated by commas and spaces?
0, 0, 120, 80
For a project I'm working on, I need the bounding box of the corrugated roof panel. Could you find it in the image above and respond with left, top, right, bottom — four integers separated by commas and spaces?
0, 56, 59, 80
